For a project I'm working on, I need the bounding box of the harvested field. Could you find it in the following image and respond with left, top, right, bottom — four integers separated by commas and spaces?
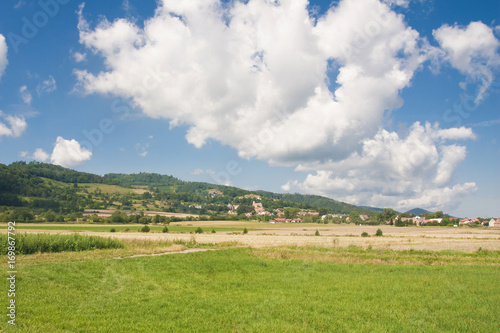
3, 222, 500, 252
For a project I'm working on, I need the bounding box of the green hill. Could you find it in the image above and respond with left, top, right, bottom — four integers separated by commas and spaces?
0, 162, 380, 222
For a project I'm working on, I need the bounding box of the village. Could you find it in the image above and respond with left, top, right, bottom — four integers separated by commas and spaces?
226, 201, 500, 227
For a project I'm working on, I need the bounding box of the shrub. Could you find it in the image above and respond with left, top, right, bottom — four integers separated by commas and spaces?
243, 228, 248, 234
141, 225, 150, 233
211, 229, 216, 233
375, 229, 383, 237
361, 232, 369, 237
110, 228, 116, 233
195, 227, 203, 234
315, 230, 320, 236
162, 226, 169, 233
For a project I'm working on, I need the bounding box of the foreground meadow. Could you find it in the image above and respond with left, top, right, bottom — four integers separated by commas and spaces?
2, 241, 500, 332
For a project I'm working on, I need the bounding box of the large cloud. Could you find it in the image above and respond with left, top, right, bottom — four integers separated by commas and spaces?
75, 0, 435, 165
434, 21, 500, 103
285, 122, 477, 212
74, 0, 488, 211
50, 136, 92, 168
0, 34, 7, 80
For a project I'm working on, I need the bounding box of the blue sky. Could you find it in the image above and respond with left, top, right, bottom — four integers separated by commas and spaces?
0, 0, 499, 218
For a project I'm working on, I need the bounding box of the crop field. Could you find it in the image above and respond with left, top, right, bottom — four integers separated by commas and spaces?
1, 223, 500, 332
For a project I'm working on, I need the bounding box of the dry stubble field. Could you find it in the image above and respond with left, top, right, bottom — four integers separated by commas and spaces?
5, 221, 500, 252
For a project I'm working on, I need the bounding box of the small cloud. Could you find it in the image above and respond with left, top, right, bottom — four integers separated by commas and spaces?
0, 112, 27, 138
281, 180, 298, 192
122, 0, 132, 12
72, 51, 87, 63
19, 151, 28, 158
147, 135, 154, 139
19, 86, 32, 105
191, 168, 216, 175
36, 75, 57, 96
50, 136, 92, 167
118, 147, 126, 152
136, 139, 150, 157
32, 148, 49, 162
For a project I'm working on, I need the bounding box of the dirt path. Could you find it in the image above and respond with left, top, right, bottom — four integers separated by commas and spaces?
113, 248, 216, 260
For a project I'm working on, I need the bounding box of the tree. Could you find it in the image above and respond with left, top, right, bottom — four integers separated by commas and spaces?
375, 208, 398, 223
140, 225, 150, 233
110, 210, 124, 223
284, 207, 300, 219
237, 204, 253, 215
318, 207, 328, 216
375, 229, 383, 237
349, 211, 363, 225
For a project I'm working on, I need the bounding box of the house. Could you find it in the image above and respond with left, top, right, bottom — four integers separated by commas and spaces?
360, 215, 369, 221
422, 218, 443, 224
244, 212, 253, 217
460, 217, 471, 225
275, 209, 284, 217
208, 190, 218, 198
488, 218, 500, 227
252, 201, 264, 213
413, 216, 424, 226
228, 210, 237, 215
257, 211, 271, 216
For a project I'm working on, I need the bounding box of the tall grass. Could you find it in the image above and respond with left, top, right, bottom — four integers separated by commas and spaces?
0, 233, 123, 254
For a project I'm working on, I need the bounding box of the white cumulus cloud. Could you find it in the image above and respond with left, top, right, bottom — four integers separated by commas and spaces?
50, 136, 92, 168
0, 34, 8, 81
0, 111, 27, 138
32, 148, 50, 162
75, 0, 436, 166
434, 21, 500, 103
287, 122, 477, 212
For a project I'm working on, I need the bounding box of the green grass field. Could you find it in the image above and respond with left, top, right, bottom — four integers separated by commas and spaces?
77, 183, 138, 195
2, 247, 499, 332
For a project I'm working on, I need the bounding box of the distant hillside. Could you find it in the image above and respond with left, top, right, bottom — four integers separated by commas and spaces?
106, 172, 379, 215
359, 206, 384, 213
9, 161, 117, 184
405, 208, 430, 216
0, 163, 381, 221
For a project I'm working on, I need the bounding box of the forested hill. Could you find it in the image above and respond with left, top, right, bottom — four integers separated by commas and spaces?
7, 161, 117, 184
0, 162, 379, 216
105, 172, 377, 214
